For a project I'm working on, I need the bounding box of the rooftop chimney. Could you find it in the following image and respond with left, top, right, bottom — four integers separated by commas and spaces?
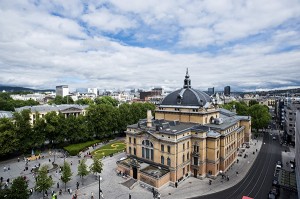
147, 110, 152, 128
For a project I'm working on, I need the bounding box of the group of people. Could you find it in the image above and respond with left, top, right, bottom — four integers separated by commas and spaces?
0, 176, 10, 188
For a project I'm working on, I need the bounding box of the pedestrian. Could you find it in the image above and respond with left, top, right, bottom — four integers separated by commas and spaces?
7, 178, 10, 184
57, 182, 59, 188
8, 165, 10, 170
76, 181, 79, 189
18, 157, 20, 162
71, 161, 73, 166
0, 176, 3, 183
68, 188, 70, 194
129, 193, 131, 199
91, 192, 94, 199
59, 189, 62, 195
49, 158, 51, 162
3, 166, 6, 172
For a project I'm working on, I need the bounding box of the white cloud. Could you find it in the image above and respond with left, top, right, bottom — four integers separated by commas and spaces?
82, 8, 136, 33
0, 0, 299, 91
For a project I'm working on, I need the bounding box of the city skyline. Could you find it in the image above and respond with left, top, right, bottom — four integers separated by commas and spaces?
0, 1, 300, 92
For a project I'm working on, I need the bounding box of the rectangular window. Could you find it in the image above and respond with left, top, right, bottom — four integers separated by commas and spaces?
182, 155, 185, 162
129, 137, 131, 143
187, 141, 189, 148
183, 168, 185, 176
167, 158, 171, 166
142, 147, 145, 158
151, 149, 154, 161
146, 148, 149, 159
194, 157, 198, 165
183, 143, 185, 150
161, 144, 164, 152
167, 146, 171, 153
134, 138, 136, 144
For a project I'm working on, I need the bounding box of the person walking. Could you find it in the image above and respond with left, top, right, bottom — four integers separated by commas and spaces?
129, 193, 131, 199
91, 192, 94, 199
57, 182, 59, 188
76, 181, 79, 189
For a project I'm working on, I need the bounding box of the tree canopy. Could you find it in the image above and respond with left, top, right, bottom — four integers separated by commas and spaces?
77, 159, 89, 184
9, 176, 30, 199
35, 165, 54, 196
248, 104, 271, 132
90, 156, 103, 176
61, 161, 72, 191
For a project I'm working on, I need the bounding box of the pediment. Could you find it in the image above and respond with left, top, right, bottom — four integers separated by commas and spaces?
60, 107, 83, 113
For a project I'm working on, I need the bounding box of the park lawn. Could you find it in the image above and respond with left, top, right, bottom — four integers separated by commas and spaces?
92, 141, 126, 159
64, 140, 101, 156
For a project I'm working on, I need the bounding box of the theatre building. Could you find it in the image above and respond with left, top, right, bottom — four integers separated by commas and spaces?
116, 70, 251, 189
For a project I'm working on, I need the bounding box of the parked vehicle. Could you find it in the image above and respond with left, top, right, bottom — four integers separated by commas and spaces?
276, 161, 282, 167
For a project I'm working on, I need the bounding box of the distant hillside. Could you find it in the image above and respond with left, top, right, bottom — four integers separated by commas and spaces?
0, 85, 55, 93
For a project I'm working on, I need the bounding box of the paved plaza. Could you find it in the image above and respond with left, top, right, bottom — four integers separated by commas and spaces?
0, 134, 295, 199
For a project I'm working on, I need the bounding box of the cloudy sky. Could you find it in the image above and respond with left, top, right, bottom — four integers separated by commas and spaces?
1, 0, 300, 92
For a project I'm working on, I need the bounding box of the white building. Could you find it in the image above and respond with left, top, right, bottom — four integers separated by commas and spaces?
15, 104, 88, 125
88, 88, 98, 96
11, 93, 46, 103
56, 85, 69, 97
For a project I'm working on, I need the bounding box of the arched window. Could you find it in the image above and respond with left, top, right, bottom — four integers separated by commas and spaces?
161, 156, 164, 164
182, 154, 185, 162
210, 116, 214, 123
187, 152, 189, 160
142, 139, 154, 161
167, 157, 171, 166
134, 148, 136, 155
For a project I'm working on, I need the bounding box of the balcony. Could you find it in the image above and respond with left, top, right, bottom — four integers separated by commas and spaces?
192, 151, 200, 157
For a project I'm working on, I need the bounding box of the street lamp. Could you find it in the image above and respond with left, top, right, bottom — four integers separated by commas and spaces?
98, 175, 102, 198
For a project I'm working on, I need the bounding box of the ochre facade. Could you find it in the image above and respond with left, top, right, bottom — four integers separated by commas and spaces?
116, 71, 251, 189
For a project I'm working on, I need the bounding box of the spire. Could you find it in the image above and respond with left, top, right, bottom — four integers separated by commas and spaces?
185, 68, 189, 78
183, 68, 191, 88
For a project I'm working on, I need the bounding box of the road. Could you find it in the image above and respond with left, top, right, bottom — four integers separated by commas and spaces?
190, 131, 282, 199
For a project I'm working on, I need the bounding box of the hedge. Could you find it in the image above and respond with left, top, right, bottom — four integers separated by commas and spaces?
64, 140, 101, 156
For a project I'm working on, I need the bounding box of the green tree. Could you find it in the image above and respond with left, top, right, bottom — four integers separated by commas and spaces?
90, 156, 103, 177
45, 111, 63, 143
248, 104, 271, 133
49, 96, 63, 105
0, 118, 18, 156
76, 98, 93, 105
35, 165, 54, 196
0, 188, 10, 199
9, 176, 30, 199
14, 109, 32, 153
118, 103, 134, 132
86, 104, 117, 138
77, 159, 89, 185
94, 96, 118, 106
61, 161, 72, 191
32, 113, 47, 148
249, 99, 259, 106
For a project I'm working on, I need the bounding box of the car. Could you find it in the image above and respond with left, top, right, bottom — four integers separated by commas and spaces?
275, 165, 282, 170
272, 179, 279, 187
270, 186, 280, 196
268, 192, 276, 199
276, 161, 282, 167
